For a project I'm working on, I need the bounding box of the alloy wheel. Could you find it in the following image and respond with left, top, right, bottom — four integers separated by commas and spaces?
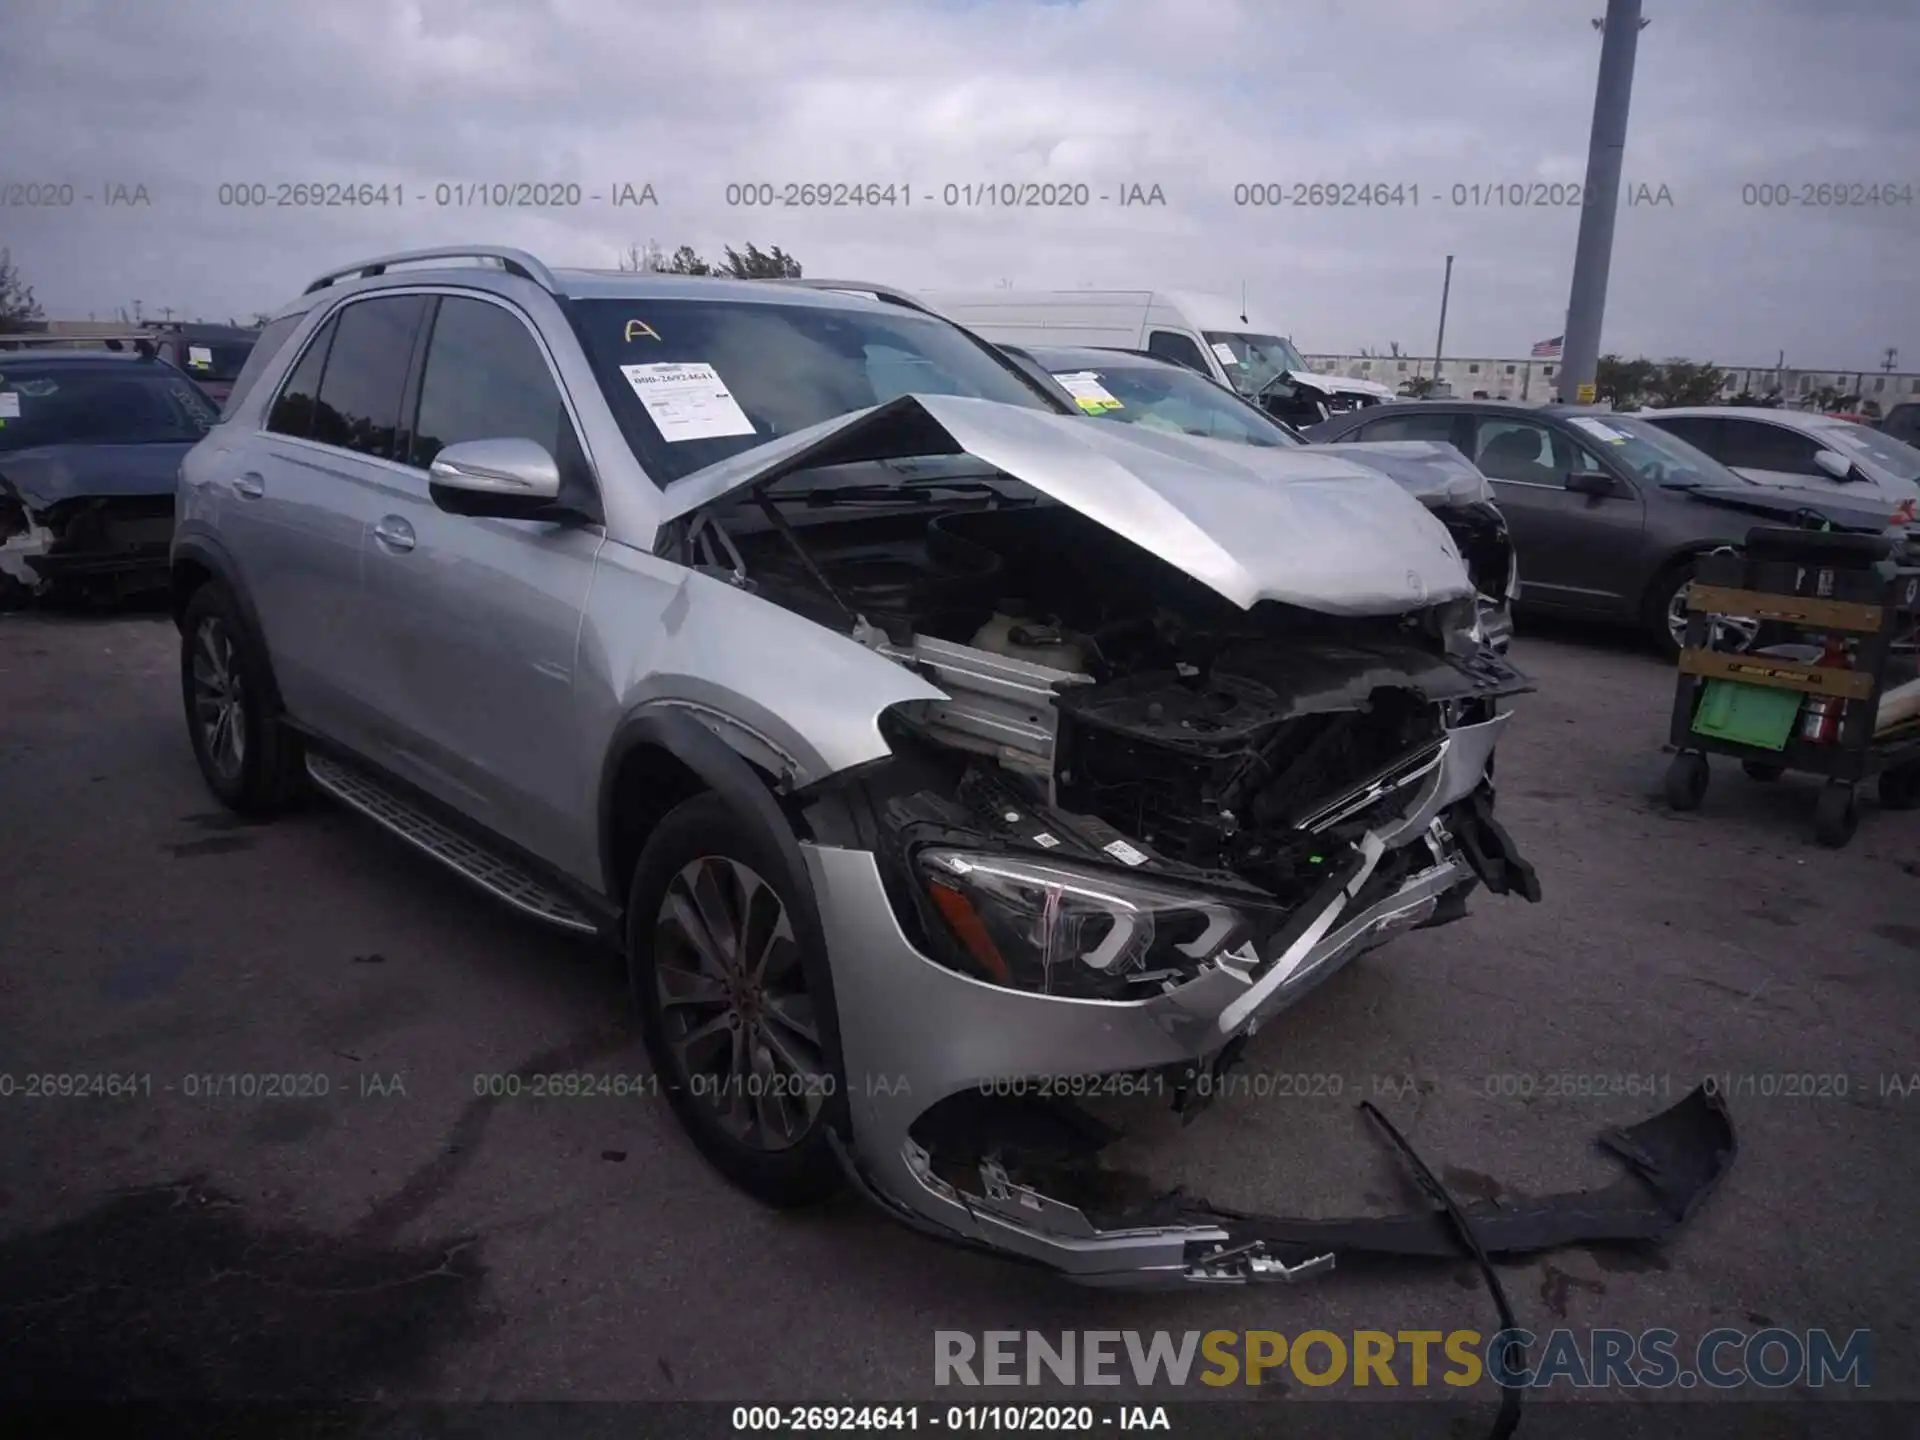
190, 616, 247, 783
1667, 585, 1759, 654
653, 855, 827, 1152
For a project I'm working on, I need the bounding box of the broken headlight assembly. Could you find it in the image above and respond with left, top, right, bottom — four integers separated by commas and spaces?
916, 848, 1269, 1000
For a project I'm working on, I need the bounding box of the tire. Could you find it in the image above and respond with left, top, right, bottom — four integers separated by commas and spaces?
179, 582, 305, 815
1741, 759, 1787, 783
1879, 761, 1920, 812
626, 792, 847, 1207
1814, 782, 1858, 848
1665, 751, 1710, 812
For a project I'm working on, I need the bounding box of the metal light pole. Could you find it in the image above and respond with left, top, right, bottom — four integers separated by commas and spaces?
1431, 254, 1454, 393
1557, 0, 1648, 404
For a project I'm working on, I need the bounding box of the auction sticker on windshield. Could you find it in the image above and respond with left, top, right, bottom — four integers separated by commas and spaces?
1053, 371, 1124, 413
1570, 416, 1631, 444
0, 393, 19, 419
188, 345, 214, 370
620, 361, 756, 442
1210, 341, 1238, 366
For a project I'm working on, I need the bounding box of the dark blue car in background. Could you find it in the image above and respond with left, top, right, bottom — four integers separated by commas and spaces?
0, 348, 219, 606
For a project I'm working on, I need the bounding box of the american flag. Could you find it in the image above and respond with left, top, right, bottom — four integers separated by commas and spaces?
1531, 335, 1564, 358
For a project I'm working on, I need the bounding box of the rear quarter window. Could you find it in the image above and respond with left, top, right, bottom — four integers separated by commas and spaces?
219, 314, 304, 420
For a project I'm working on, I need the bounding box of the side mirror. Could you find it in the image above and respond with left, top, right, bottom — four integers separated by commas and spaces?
1813, 449, 1855, 482
1565, 470, 1615, 496
428, 438, 563, 518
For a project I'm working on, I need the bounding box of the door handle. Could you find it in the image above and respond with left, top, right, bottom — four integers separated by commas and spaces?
372, 516, 416, 553
232, 472, 265, 500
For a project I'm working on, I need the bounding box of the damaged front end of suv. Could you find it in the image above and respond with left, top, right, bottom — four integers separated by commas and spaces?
644, 392, 1638, 1285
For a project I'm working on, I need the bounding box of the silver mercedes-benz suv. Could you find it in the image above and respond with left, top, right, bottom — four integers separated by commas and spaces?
171, 246, 1540, 1287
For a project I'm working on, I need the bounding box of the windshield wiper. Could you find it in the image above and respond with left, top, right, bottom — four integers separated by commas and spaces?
797, 478, 1008, 507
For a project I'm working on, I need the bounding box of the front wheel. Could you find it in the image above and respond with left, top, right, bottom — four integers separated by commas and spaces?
1650, 561, 1759, 661
626, 792, 847, 1207
179, 583, 305, 815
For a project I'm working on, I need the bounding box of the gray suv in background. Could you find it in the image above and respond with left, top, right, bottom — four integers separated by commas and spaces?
172, 247, 1540, 1287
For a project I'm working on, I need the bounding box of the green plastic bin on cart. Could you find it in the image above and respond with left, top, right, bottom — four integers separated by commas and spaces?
1691, 679, 1802, 751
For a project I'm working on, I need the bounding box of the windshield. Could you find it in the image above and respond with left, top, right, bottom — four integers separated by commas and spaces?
567, 297, 1057, 486
1202, 332, 1308, 396
177, 340, 256, 383
0, 362, 219, 452
1040, 359, 1303, 448
1810, 420, 1920, 483
1565, 413, 1751, 489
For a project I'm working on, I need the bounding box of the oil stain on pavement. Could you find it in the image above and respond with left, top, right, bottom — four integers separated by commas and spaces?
0, 1016, 647, 1413
0, 1177, 487, 1403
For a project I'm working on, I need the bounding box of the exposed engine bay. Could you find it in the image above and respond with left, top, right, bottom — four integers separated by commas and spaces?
675, 470, 1537, 935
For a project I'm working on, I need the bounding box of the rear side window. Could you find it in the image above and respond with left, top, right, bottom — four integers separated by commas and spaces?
1645, 415, 1722, 454
1357, 411, 1460, 446
1720, 419, 1823, 475
310, 295, 429, 460
410, 296, 583, 475
220, 315, 302, 419
1145, 330, 1212, 375
267, 316, 336, 440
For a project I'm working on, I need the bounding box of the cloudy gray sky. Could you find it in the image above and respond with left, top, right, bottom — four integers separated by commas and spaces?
3, 0, 1915, 367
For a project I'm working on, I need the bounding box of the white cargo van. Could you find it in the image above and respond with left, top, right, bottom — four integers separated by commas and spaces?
916, 289, 1394, 427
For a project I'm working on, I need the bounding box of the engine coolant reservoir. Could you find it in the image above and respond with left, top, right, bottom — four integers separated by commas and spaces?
969, 611, 1088, 673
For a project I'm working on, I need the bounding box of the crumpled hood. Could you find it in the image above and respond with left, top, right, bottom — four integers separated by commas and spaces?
1314, 439, 1495, 507
1289, 370, 1395, 400
0, 442, 191, 509
1681, 482, 1907, 534
661, 393, 1474, 616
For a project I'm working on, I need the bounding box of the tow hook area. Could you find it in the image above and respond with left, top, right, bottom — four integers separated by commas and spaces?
1180, 1240, 1336, 1285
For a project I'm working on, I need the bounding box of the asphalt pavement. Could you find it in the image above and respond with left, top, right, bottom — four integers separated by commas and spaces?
1, 606, 1916, 1413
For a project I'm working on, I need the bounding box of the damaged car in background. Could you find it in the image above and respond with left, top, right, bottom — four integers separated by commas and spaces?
1, 343, 217, 607
996, 342, 1519, 651
174, 252, 1732, 1294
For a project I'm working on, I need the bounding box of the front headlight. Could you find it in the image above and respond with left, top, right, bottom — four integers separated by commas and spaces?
916, 849, 1264, 1000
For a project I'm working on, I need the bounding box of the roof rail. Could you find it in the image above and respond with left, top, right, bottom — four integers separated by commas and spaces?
303, 246, 559, 296
0, 333, 158, 356
755, 278, 940, 317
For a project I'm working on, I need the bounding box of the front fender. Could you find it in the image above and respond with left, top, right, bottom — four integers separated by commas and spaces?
585, 551, 947, 790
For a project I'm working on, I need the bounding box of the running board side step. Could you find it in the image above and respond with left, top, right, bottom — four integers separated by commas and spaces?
305, 752, 599, 935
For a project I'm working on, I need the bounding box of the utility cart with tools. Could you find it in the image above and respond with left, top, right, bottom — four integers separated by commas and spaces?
1664, 525, 1920, 848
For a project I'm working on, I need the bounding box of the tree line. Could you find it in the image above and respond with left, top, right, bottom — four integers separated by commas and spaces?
1395, 351, 1873, 415
618, 240, 802, 279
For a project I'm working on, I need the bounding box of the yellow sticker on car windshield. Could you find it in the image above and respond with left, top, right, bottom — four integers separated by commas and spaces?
1053, 371, 1124, 412
624, 320, 661, 343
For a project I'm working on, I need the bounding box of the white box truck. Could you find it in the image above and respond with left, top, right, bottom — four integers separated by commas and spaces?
915, 289, 1394, 427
